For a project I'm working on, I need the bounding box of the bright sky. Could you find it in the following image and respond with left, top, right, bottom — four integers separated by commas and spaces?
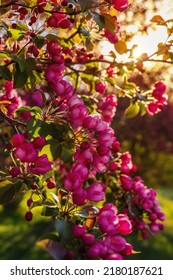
101, 0, 173, 61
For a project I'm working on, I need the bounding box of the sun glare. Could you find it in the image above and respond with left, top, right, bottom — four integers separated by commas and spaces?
131, 27, 169, 59
101, 0, 173, 62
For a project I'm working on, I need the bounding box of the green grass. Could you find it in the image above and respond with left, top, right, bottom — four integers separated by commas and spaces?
0, 188, 173, 260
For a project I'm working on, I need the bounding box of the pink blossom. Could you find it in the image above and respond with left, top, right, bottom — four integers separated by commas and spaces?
121, 243, 133, 256
47, 41, 62, 56
59, 18, 71, 29
51, 79, 73, 97
104, 253, 123, 260
45, 64, 65, 82
105, 235, 126, 252
95, 119, 109, 133
111, 140, 120, 153
32, 136, 46, 149
120, 174, 133, 191
120, 152, 133, 174
154, 81, 166, 93
117, 214, 132, 235
83, 115, 100, 130
104, 29, 119, 44
111, 0, 129, 11
97, 145, 109, 156
157, 212, 166, 221
72, 225, 86, 238
72, 188, 87, 206
141, 199, 153, 211
63, 172, 82, 191
82, 234, 95, 246
98, 204, 119, 235
95, 81, 107, 94
12, 134, 25, 147
86, 182, 106, 202
92, 153, 109, 173
98, 94, 118, 123
109, 161, 118, 171
98, 128, 115, 147
14, 142, 37, 163
149, 222, 161, 233
28, 154, 52, 175
86, 240, 107, 259
69, 103, 88, 127
74, 148, 93, 166
9, 166, 21, 177
72, 164, 89, 181
31, 90, 44, 106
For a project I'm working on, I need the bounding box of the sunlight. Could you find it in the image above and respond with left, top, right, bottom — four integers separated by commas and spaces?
131, 27, 168, 59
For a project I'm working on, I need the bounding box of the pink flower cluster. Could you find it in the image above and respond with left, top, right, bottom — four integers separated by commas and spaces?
45, 41, 66, 86
10, 134, 51, 175
95, 81, 107, 95
45, 53, 165, 239
147, 82, 167, 115
119, 173, 166, 238
71, 203, 132, 259
98, 94, 118, 124
47, 10, 71, 29
0, 81, 21, 117
63, 162, 106, 205
111, 0, 129, 12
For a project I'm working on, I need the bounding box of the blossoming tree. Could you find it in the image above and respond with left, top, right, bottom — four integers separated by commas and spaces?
0, 0, 172, 259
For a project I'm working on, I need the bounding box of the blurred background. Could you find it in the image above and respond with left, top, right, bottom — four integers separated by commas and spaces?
0, 0, 173, 260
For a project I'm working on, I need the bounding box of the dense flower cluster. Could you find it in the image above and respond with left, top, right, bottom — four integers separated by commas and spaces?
9, 134, 51, 176
0, 81, 21, 117
0, 0, 168, 260
71, 204, 133, 260
147, 82, 167, 115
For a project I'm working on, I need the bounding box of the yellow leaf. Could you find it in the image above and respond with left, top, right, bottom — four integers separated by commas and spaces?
85, 213, 97, 229
150, 15, 165, 23
73, 34, 82, 44
109, 8, 118, 17
102, 13, 116, 33
23, 0, 37, 4
114, 40, 127, 55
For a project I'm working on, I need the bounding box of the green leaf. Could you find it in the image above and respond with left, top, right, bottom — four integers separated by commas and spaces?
32, 36, 45, 49
61, 148, 74, 163
0, 180, 15, 204
125, 102, 140, 118
40, 139, 62, 161
16, 58, 26, 72
55, 218, 72, 243
25, 57, 36, 70
139, 102, 147, 116
27, 71, 36, 90
27, 118, 50, 138
17, 23, 29, 31
106, 76, 116, 86
41, 206, 58, 217
103, 13, 116, 33
78, 0, 96, 12
90, 12, 105, 31
45, 34, 60, 42
14, 70, 27, 88
0, 65, 12, 80
16, 106, 42, 116
7, 28, 24, 40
